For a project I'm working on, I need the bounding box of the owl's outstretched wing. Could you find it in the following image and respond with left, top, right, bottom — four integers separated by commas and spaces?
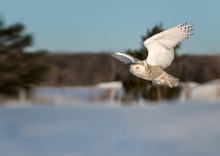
111, 52, 140, 64
144, 23, 194, 69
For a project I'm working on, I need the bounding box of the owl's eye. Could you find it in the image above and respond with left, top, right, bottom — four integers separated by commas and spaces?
136, 66, 139, 69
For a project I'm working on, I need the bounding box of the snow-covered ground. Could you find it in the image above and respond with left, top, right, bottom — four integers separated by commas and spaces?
31, 82, 123, 105
30, 80, 220, 105
0, 102, 220, 156
180, 80, 220, 102
1, 80, 220, 156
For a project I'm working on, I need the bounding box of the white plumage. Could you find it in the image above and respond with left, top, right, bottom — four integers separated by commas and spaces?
112, 23, 194, 87
112, 52, 138, 64
144, 23, 193, 69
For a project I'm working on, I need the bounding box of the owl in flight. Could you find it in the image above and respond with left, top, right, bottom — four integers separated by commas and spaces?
112, 23, 194, 88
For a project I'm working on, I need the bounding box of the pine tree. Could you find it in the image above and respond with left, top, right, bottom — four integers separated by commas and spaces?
0, 19, 49, 96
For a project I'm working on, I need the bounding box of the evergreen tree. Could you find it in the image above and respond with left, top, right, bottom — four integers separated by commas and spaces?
0, 19, 49, 96
122, 24, 181, 101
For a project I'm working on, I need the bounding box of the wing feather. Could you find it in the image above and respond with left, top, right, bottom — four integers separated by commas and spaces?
144, 23, 194, 69
111, 52, 139, 64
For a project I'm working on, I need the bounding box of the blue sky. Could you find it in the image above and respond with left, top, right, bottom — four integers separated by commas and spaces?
1, 0, 220, 55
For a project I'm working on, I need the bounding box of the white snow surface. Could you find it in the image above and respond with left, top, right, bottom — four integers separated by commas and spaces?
180, 80, 220, 101
0, 102, 220, 156
96, 81, 122, 89
31, 80, 220, 105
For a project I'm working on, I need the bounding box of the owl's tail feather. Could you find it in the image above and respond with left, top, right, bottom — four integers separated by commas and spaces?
154, 72, 179, 88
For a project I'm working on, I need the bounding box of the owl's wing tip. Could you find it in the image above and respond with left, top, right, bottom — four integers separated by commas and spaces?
111, 52, 137, 64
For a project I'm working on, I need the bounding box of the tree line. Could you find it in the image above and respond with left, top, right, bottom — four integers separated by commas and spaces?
43, 53, 220, 100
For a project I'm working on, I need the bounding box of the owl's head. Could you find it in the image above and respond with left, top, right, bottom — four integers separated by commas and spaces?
130, 63, 145, 74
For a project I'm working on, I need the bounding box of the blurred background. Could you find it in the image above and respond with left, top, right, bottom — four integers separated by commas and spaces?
0, 0, 219, 156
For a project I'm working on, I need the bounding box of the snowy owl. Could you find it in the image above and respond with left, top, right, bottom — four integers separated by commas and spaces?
112, 23, 194, 88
